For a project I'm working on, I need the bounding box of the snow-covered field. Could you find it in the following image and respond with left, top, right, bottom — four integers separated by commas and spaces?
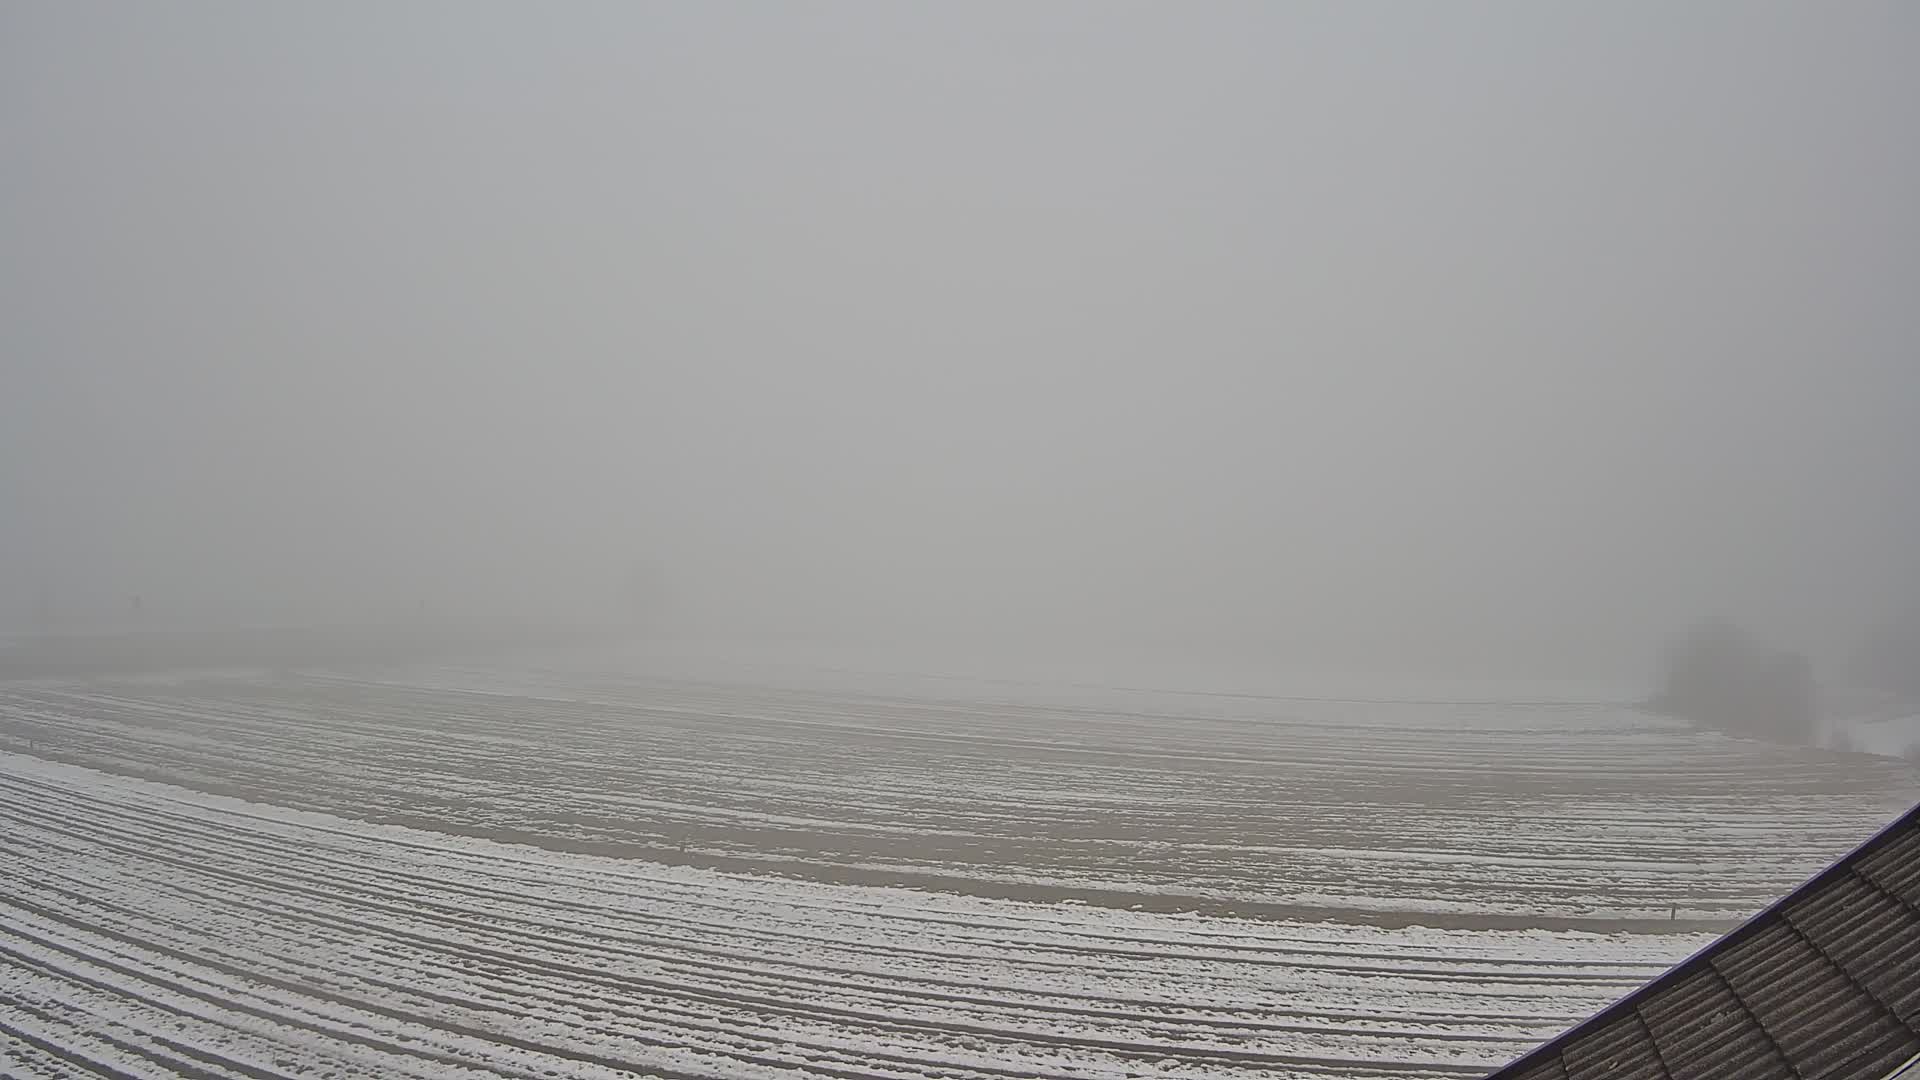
2, 651, 1916, 1077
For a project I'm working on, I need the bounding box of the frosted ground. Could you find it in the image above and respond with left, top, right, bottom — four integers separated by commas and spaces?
3, 643, 1916, 1078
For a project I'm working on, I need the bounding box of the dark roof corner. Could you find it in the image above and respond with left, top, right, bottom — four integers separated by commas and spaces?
1485, 801, 1920, 1080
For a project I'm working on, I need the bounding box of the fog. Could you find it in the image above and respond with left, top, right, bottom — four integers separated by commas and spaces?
3, 2, 1916, 680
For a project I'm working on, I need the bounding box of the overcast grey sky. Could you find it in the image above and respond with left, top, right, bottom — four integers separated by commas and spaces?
3, 2, 1915, 677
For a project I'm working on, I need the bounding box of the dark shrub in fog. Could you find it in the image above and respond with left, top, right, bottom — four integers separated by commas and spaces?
1651, 619, 1814, 745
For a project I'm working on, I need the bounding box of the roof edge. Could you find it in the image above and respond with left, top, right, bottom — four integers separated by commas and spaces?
1483, 797, 1920, 1078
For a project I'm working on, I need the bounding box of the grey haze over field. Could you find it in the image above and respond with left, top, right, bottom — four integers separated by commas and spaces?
2, 2, 1916, 679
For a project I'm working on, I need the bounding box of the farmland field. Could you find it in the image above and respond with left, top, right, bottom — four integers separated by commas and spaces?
3, 644, 1917, 1078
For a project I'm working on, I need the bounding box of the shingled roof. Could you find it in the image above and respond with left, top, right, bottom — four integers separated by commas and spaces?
1486, 801, 1920, 1080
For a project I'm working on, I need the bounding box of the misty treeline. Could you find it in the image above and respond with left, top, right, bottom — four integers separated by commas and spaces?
1651, 620, 1815, 744
1651, 609, 1920, 748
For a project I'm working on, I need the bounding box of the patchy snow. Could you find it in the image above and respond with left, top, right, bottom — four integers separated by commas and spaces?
1, 752, 1706, 1079
5, 669, 1911, 930
4, 658, 1914, 1079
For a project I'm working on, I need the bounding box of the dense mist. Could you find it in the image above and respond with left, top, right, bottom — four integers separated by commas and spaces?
4, 2, 1916, 679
